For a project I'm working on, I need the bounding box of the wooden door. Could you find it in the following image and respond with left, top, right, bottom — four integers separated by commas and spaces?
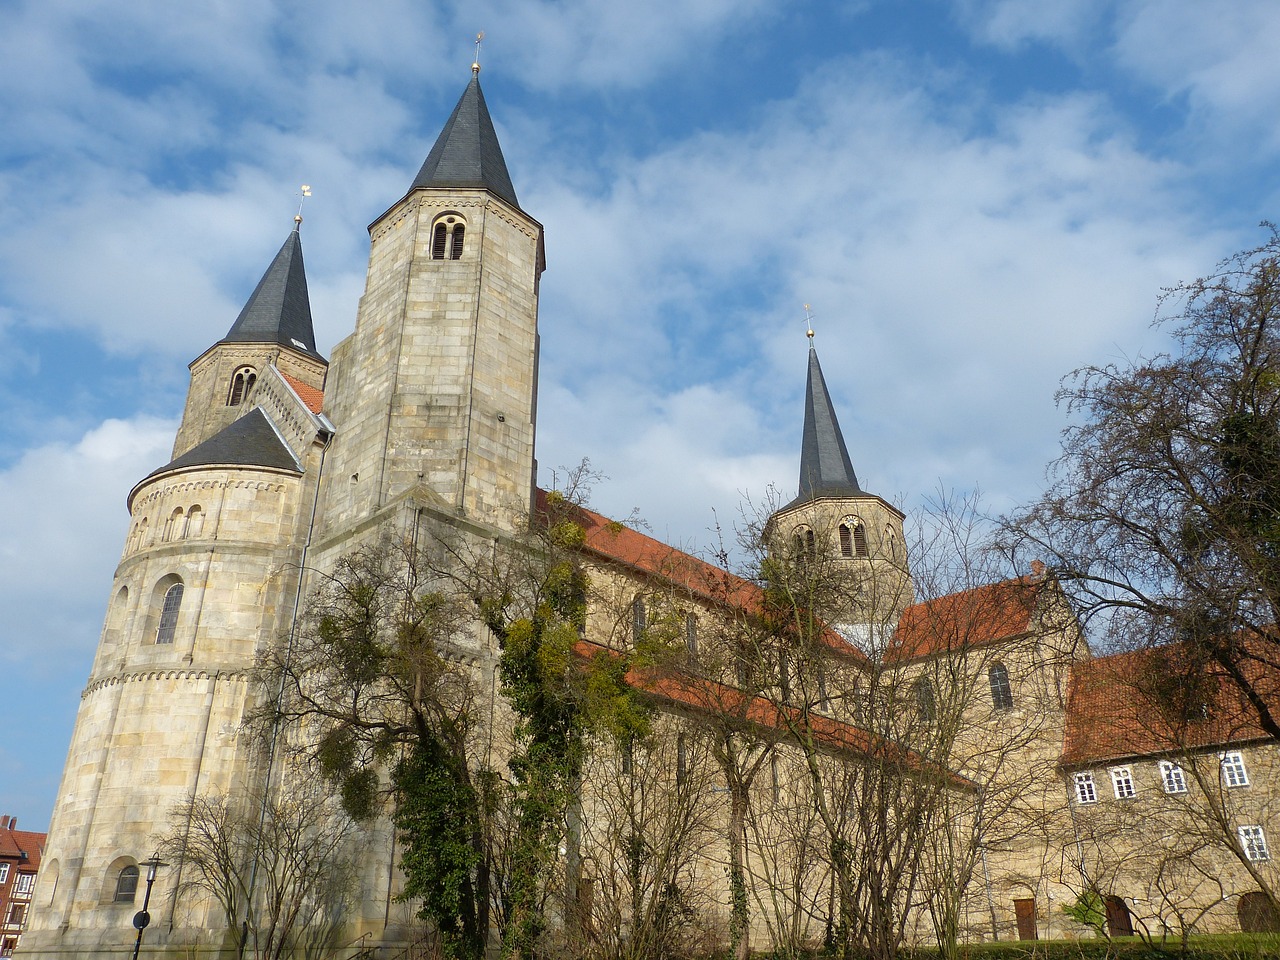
1105, 896, 1133, 937
1013, 898, 1037, 941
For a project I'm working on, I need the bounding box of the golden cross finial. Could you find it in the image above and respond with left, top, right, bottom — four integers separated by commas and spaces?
473, 31, 485, 74
294, 185, 312, 228
804, 303, 815, 340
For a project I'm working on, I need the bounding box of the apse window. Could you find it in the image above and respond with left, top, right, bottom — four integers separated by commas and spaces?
113, 865, 139, 903
156, 582, 184, 644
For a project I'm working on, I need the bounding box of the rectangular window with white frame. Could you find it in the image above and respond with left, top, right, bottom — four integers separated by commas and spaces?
1110, 766, 1136, 799
0, 864, 8, 885
12, 874, 33, 897
1239, 824, 1270, 862
1073, 771, 1097, 804
1221, 751, 1250, 787
1159, 760, 1188, 794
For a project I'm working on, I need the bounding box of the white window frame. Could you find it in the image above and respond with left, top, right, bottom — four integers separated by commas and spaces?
1239, 824, 1270, 862
1110, 765, 1136, 799
1221, 750, 1250, 788
0, 864, 9, 884
1159, 760, 1188, 794
1073, 772, 1097, 804
12, 873, 33, 897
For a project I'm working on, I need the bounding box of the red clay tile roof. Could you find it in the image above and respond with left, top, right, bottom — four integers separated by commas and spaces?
889, 576, 1040, 661
0, 820, 44, 869
280, 372, 325, 414
1060, 640, 1280, 766
537, 489, 864, 661
574, 640, 974, 790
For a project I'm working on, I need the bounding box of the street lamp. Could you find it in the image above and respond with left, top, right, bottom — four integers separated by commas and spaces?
130, 854, 167, 960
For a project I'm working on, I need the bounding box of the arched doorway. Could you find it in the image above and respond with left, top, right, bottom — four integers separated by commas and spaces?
1239, 892, 1280, 933
1105, 896, 1133, 937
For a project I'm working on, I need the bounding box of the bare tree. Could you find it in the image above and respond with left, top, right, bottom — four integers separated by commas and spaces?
1004, 229, 1280, 739
156, 779, 357, 960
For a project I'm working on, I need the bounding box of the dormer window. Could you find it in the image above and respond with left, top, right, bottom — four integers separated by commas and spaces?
227, 366, 257, 406
431, 215, 466, 260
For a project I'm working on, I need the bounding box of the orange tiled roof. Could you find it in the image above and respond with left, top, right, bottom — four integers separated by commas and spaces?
888, 576, 1040, 661
0, 819, 44, 869
280, 372, 325, 414
537, 489, 864, 661
1060, 640, 1279, 767
574, 640, 974, 790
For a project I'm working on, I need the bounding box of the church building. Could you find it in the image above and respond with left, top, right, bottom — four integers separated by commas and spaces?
18, 67, 1280, 959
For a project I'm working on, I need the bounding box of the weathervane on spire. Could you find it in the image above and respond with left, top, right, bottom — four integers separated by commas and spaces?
294, 184, 312, 229
473, 31, 485, 75
804, 303, 816, 341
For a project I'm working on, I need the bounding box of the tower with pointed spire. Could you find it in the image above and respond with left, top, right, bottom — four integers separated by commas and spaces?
22, 67, 544, 958
315, 69, 543, 540
768, 339, 915, 643
172, 226, 328, 459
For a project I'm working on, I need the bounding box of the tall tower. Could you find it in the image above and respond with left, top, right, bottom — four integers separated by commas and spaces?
768, 339, 914, 644
23, 227, 331, 958
23, 68, 544, 959
317, 67, 545, 540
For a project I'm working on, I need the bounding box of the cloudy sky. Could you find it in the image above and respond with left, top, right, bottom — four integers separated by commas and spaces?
1, 0, 1278, 828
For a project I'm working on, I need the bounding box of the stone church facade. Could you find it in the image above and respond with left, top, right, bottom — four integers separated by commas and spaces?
18, 71, 1280, 958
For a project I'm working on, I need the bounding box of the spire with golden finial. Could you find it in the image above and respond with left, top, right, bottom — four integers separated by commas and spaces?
804, 302, 816, 342
472, 31, 484, 75
293, 184, 311, 231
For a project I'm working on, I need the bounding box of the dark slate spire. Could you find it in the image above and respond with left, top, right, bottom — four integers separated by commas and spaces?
410, 74, 519, 209
221, 227, 320, 358
798, 344, 863, 502
143, 408, 301, 482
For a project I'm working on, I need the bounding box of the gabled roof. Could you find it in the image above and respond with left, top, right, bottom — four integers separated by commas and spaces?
280, 372, 325, 414
409, 74, 519, 210
220, 228, 322, 360
787, 344, 863, 509
888, 576, 1040, 661
535, 489, 864, 661
575, 640, 973, 790
141, 408, 301, 484
1060, 640, 1279, 767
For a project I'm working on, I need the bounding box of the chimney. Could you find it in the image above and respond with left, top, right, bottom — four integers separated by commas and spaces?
8, 818, 15, 831
0, 816, 9, 830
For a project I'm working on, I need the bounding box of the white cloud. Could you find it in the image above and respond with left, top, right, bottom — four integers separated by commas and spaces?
528, 57, 1228, 545
0, 416, 176, 667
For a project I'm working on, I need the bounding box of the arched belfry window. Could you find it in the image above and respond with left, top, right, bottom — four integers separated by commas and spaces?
156, 580, 184, 644
227, 366, 257, 406
839, 518, 869, 559
792, 526, 816, 561
431, 215, 467, 260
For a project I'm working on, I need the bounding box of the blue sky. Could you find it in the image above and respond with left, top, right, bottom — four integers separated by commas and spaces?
2, 0, 1280, 830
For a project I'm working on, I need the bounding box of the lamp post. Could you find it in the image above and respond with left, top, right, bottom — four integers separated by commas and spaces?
130, 854, 167, 960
